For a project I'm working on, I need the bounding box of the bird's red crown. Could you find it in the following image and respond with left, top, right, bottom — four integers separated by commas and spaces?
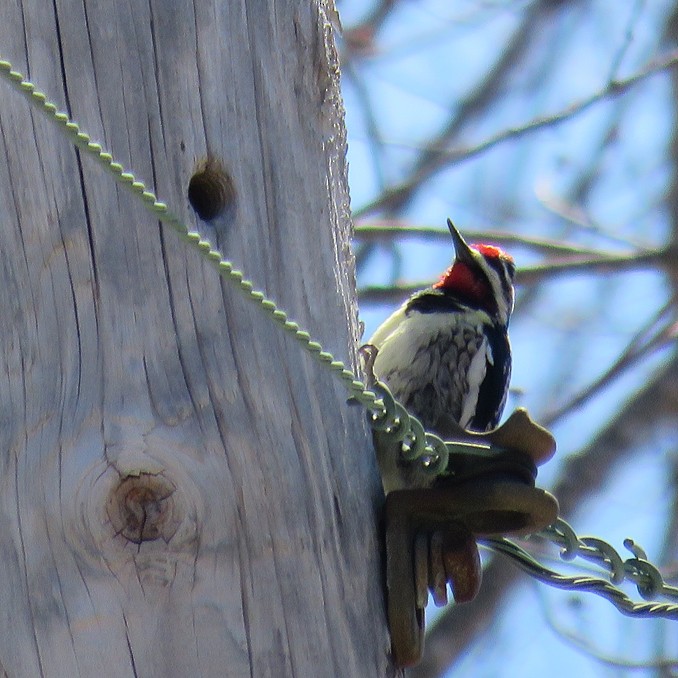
472, 243, 513, 262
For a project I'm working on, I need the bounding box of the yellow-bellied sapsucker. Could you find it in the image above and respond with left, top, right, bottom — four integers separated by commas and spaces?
368, 219, 516, 439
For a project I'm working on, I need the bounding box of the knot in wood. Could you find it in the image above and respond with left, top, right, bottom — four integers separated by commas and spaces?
107, 474, 179, 544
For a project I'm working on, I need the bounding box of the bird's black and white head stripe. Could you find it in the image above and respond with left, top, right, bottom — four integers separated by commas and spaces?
473, 249, 515, 325
439, 219, 515, 325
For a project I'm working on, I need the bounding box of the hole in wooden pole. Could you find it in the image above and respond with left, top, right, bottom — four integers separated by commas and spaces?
188, 156, 236, 221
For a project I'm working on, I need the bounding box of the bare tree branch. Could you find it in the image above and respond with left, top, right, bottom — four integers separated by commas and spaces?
517, 247, 676, 284
342, 0, 399, 55
542, 299, 678, 427
606, 0, 647, 81
353, 0, 562, 219
358, 246, 676, 305
355, 46, 678, 219
663, 3, 678, 295
354, 222, 610, 255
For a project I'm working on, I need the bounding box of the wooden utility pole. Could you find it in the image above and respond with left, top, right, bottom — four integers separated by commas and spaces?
0, 1, 394, 675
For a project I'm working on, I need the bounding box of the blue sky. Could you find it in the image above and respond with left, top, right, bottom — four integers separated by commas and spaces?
338, 0, 678, 674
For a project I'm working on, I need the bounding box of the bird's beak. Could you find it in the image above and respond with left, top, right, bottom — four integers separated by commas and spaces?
447, 219, 476, 265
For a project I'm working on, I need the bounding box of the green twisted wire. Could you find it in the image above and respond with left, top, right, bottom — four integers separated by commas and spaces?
0, 58, 445, 457
483, 517, 678, 618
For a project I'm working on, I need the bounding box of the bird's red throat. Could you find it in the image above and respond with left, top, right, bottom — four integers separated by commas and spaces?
433, 261, 493, 310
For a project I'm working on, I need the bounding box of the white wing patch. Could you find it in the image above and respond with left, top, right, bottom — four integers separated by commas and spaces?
458, 334, 491, 429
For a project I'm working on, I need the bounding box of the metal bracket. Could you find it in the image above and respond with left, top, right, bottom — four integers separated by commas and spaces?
379, 417, 559, 667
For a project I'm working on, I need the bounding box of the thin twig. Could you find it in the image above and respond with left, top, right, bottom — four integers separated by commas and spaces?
536, 181, 654, 251
517, 248, 672, 285
355, 46, 678, 219
354, 222, 617, 256
607, 0, 647, 81
542, 299, 678, 426
341, 63, 388, 193
535, 583, 678, 670
358, 247, 673, 305
353, 0, 546, 219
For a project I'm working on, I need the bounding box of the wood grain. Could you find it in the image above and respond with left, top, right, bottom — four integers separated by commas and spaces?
0, 1, 395, 675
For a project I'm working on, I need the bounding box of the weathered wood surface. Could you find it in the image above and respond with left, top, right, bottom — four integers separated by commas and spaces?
0, 1, 394, 676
